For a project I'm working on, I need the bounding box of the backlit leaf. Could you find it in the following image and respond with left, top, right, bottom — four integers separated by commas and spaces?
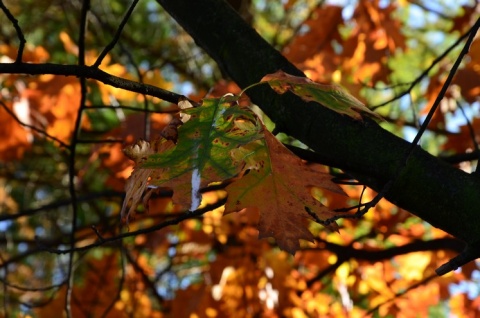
224, 128, 345, 254
261, 70, 383, 121
134, 95, 263, 211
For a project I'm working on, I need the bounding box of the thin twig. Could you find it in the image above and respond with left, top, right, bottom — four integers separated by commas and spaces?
0, 276, 66, 292
87, 104, 178, 113
91, 226, 105, 242
124, 248, 165, 305
118, 42, 151, 139
456, 101, 480, 176
90, 3, 189, 138
65, 1, 90, 317
371, 23, 475, 110
306, 256, 348, 288
76, 138, 124, 144
0, 190, 123, 222
0, 1, 26, 62
100, 248, 125, 318
408, 0, 453, 20
0, 100, 70, 148
365, 273, 438, 317
382, 114, 450, 135
324, 17, 480, 225
359, 80, 413, 91
16, 290, 60, 309
0, 254, 9, 317
93, 0, 140, 67
408, 18, 479, 153
41, 199, 225, 254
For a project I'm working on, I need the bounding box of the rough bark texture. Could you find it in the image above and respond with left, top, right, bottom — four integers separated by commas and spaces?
157, 0, 480, 245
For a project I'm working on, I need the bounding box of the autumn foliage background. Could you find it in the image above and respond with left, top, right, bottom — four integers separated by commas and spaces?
1, 0, 480, 317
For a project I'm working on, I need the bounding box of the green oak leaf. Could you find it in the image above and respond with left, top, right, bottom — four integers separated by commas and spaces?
140, 96, 263, 210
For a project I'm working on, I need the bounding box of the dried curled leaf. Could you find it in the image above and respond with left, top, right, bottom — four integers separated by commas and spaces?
123, 139, 151, 163
122, 139, 152, 221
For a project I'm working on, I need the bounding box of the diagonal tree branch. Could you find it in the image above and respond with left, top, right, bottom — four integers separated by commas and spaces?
93, 0, 140, 67
0, 1, 26, 62
0, 100, 69, 148
370, 23, 475, 110
156, 0, 480, 256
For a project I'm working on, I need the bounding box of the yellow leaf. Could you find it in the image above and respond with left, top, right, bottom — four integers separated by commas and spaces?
395, 252, 432, 281
335, 262, 350, 284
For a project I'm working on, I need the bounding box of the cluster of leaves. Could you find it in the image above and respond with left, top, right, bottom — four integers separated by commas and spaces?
122, 73, 366, 254
1, 0, 480, 317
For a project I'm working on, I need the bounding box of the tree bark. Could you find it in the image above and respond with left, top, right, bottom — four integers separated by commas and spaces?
157, 0, 480, 246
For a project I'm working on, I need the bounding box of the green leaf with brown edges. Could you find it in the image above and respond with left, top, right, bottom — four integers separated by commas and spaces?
127, 96, 263, 213
261, 70, 383, 121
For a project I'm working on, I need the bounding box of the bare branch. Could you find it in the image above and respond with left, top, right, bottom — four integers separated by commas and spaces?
371, 22, 476, 110
93, 0, 140, 67
65, 2, 91, 316
124, 248, 165, 305
0, 62, 187, 104
0, 190, 123, 222
0, 1, 26, 62
323, 17, 480, 234
0, 100, 69, 148
366, 273, 438, 315
456, 101, 480, 175
41, 199, 225, 254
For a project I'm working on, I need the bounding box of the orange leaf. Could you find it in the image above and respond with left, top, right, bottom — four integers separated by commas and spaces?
24, 75, 88, 144
225, 129, 345, 254
0, 100, 31, 161
453, 38, 480, 103
282, 5, 343, 64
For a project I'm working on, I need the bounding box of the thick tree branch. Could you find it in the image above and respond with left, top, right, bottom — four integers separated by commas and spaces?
156, 0, 480, 249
